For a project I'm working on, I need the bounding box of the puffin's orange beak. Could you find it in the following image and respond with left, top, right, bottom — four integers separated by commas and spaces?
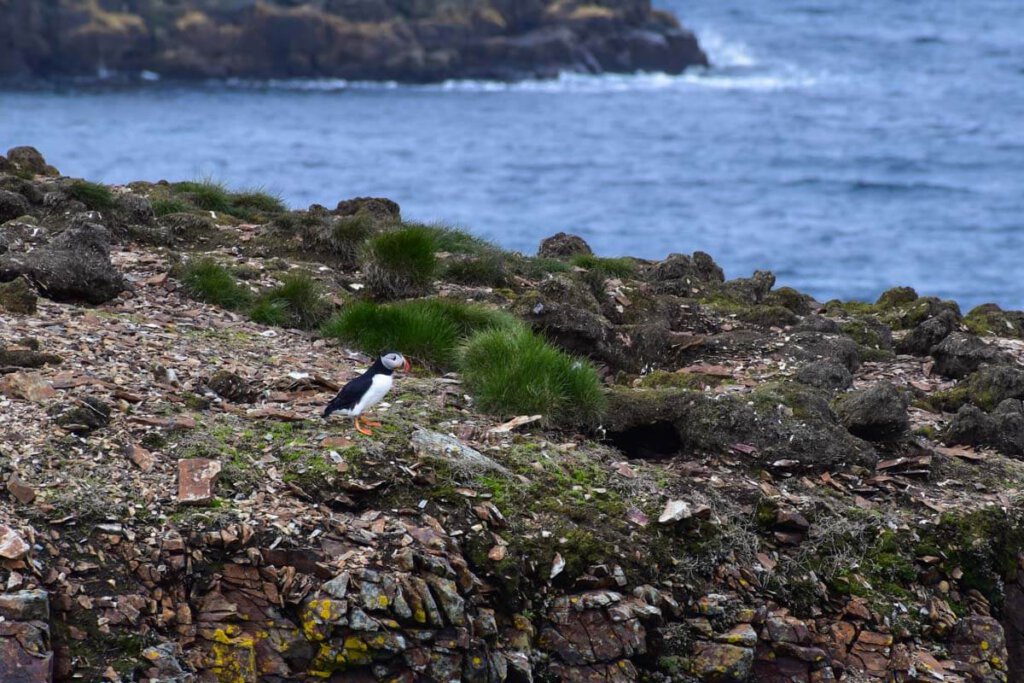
403, 358, 411, 372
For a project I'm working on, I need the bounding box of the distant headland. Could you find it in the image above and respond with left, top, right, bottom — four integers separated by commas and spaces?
0, 0, 708, 83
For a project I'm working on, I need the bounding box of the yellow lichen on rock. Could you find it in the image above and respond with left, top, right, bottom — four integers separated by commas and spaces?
209, 627, 257, 683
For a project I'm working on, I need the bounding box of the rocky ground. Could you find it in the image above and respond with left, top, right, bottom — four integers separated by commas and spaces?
0, 0, 707, 82
2, 146, 1024, 682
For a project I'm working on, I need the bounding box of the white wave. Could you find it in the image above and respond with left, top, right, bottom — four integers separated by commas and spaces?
220, 77, 400, 91
697, 28, 758, 69
435, 69, 816, 93
218, 68, 815, 94
213, 28, 817, 95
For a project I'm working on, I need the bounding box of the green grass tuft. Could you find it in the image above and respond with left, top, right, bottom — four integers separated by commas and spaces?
232, 189, 285, 213
230, 189, 286, 220
322, 298, 518, 369
249, 272, 331, 329
173, 179, 233, 213
364, 225, 438, 299
570, 254, 636, 278
152, 198, 189, 216
170, 179, 284, 219
248, 297, 290, 327
444, 252, 508, 287
461, 327, 606, 427
417, 223, 500, 256
68, 180, 114, 211
327, 212, 375, 264
180, 258, 251, 310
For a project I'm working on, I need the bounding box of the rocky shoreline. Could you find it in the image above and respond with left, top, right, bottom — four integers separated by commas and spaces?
0, 1, 707, 83
2, 146, 1024, 682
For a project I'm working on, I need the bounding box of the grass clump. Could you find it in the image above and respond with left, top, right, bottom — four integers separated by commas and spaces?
322, 298, 517, 369
570, 254, 637, 293
180, 258, 251, 310
173, 179, 233, 213
420, 224, 498, 255
249, 272, 331, 330
68, 180, 114, 210
570, 254, 636, 278
232, 189, 285, 216
364, 225, 438, 298
152, 197, 189, 216
325, 212, 376, 265
171, 179, 285, 220
461, 326, 606, 427
444, 252, 508, 287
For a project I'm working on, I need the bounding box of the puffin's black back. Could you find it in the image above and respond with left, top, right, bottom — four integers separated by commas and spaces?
323, 357, 390, 417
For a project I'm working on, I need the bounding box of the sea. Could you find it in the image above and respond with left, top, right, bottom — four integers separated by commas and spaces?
2, 0, 1023, 310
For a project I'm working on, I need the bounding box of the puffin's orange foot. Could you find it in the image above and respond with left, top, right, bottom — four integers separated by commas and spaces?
362, 419, 382, 427
354, 417, 374, 436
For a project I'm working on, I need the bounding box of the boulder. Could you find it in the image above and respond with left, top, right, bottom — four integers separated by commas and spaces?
946, 400, 1024, 456
0, 220, 126, 304
516, 274, 611, 356
834, 382, 909, 441
785, 332, 861, 373
604, 385, 875, 469
956, 366, 1024, 411
0, 277, 38, 313
793, 315, 841, 334
931, 332, 1009, 379
0, 189, 30, 222
0, 216, 48, 255
965, 303, 1024, 339
897, 309, 959, 356
765, 286, 815, 315
717, 270, 776, 305
876, 286, 919, 308
795, 360, 853, 391
5, 146, 49, 175
946, 404, 999, 449
648, 251, 724, 296
335, 197, 400, 224
537, 232, 593, 260
113, 192, 156, 227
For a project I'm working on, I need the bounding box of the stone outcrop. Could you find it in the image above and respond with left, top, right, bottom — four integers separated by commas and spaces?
0, 0, 708, 82
4, 150, 1024, 683
833, 382, 910, 442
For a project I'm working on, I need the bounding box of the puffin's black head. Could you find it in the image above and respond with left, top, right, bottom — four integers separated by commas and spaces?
380, 352, 411, 373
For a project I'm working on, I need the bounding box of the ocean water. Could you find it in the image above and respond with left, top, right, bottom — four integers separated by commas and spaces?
2, 0, 1023, 310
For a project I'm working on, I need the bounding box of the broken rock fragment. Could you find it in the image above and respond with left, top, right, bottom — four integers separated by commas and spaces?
178, 458, 222, 504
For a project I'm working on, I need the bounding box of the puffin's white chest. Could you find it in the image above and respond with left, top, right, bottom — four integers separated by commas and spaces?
351, 373, 393, 416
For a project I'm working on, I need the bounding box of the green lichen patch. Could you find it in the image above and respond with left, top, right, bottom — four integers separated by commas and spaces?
964, 303, 1024, 339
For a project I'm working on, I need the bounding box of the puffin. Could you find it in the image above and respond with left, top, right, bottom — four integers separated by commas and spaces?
323, 352, 410, 435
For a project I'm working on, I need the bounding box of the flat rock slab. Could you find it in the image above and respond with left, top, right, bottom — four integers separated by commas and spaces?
177, 458, 222, 504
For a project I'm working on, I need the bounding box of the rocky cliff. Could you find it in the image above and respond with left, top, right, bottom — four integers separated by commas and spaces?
0, 0, 707, 82
2, 146, 1024, 682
